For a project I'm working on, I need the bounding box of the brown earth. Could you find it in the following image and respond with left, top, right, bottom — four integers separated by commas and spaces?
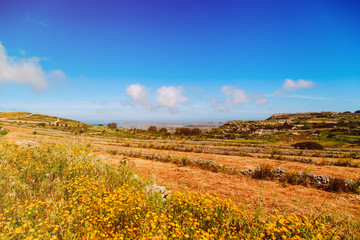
93, 144, 360, 180
102, 153, 360, 222
2, 124, 360, 224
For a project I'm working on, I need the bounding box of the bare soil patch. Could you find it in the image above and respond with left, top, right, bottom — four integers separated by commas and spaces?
102, 152, 360, 222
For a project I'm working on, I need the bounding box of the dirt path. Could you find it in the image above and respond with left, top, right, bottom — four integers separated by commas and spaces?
51, 117, 61, 126
22, 113, 36, 118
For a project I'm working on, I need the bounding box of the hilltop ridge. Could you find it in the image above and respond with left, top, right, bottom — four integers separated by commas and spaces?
1, 111, 359, 147
207, 111, 360, 147
266, 111, 358, 120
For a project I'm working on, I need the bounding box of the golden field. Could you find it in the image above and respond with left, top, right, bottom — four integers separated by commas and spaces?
0, 142, 343, 239
0, 112, 360, 239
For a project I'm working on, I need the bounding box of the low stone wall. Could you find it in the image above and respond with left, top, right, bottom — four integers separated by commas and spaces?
103, 147, 360, 194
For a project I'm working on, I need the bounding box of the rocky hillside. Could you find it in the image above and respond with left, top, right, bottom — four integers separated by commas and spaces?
0, 112, 90, 134
206, 111, 360, 147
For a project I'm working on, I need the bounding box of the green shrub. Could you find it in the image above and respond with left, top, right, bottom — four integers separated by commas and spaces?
280, 171, 302, 185
319, 159, 330, 165
334, 158, 352, 167
180, 156, 189, 166
0, 128, 8, 136
349, 152, 359, 159
159, 127, 168, 133
107, 122, 117, 129
38, 123, 46, 127
326, 178, 350, 192
253, 164, 275, 180
292, 141, 324, 150
327, 133, 336, 138
148, 126, 157, 132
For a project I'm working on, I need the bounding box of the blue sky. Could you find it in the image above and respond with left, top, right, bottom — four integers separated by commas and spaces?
0, 0, 359, 122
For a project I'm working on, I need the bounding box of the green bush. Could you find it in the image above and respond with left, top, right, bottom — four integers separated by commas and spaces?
159, 127, 168, 133
253, 164, 275, 180
0, 129, 9, 136
334, 159, 352, 167
148, 126, 157, 132
326, 178, 350, 192
107, 122, 117, 129
292, 141, 324, 150
280, 171, 302, 185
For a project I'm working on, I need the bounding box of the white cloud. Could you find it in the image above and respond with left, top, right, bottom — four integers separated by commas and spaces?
221, 86, 250, 106
0, 42, 65, 92
255, 93, 268, 105
274, 89, 285, 96
211, 97, 229, 112
48, 69, 67, 86
283, 78, 315, 91
284, 95, 326, 100
156, 86, 188, 110
217, 86, 267, 109
211, 97, 218, 107
19, 49, 26, 55
221, 86, 233, 95
126, 83, 152, 109
215, 105, 229, 112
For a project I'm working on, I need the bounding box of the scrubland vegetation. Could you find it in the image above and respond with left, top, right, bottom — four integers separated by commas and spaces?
2, 111, 360, 147
0, 142, 347, 239
1, 111, 360, 238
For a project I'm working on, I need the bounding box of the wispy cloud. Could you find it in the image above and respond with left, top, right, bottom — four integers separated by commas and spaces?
19, 49, 26, 55
211, 97, 229, 112
189, 86, 203, 93
48, 69, 67, 86
255, 93, 268, 104
283, 78, 315, 91
222, 86, 250, 106
25, 14, 49, 28
212, 86, 268, 111
0, 42, 66, 93
4, 101, 127, 111
267, 93, 327, 100
285, 95, 326, 100
275, 78, 315, 96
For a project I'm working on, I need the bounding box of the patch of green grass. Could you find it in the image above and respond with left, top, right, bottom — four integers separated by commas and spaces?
0, 128, 9, 136
0, 112, 31, 119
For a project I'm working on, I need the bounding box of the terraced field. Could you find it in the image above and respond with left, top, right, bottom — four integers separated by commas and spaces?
1, 114, 360, 238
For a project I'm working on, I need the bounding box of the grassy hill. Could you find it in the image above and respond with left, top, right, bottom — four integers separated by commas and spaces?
1, 111, 360, 148
0, 112, 83, 126
0, 112, 94, 135
206, 111, 360, 148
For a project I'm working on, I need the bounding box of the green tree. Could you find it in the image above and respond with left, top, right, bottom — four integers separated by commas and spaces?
159, 127, 168, 133
107, 122, 117, 129
148, 126, 158, 132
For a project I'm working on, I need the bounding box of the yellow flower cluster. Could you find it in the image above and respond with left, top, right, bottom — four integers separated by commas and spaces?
0, 142, 341, 239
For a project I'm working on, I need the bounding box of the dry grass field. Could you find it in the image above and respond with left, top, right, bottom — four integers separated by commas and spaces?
1, 113, 360, 238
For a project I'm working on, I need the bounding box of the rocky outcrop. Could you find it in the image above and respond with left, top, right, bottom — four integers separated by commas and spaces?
16, 140, 38, 147
252, 129, 279, 136
145, 183, 172, 200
